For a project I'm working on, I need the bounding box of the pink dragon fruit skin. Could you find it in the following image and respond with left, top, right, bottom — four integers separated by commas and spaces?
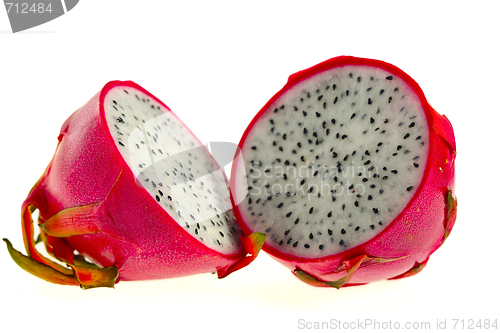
5, 81, 264, 289
230, 56, 456, 288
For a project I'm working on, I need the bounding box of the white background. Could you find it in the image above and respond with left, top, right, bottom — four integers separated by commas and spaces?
1, 1, 498, 332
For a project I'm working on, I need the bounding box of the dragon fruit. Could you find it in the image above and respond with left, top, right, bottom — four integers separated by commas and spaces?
4, 80, 264, 289
230, 56, 456, 288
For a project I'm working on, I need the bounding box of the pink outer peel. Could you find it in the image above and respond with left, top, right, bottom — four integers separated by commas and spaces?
230, 56, 457, 287
5, 81, 263, 289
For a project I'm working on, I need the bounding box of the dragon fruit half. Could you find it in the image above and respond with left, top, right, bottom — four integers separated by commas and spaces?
230, 56, 456, 288
4, 81, 264, 289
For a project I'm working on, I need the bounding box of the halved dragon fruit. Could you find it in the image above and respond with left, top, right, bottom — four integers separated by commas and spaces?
230, 56, 456, 288
4, 81, 264, 289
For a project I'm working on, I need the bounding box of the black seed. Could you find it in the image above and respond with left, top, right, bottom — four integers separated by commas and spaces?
404, 133, 410, 139
355, 226, 360, 231
407, 186, 414, 191
333, 96, 338, 104
309, 207, 313, 214
300, 179, 306, 185
309, 233, 314, 240
409, 122, 415, 128
295, 218, 300, 224
155, 195, 160, 202
270, 119, 274, 125
368, 98, 372, 105
391, 170, 398, 174
339, 240, 345, 246
388, 96, 393, 103
285, 229, 291, 236
283, 133, 287, 140
251, 146, 257, 150
302, 110, 307, 116
341, 229, 346, 234
278, 203, 283, 208
370, 224, 375, 230
351, 113, 356, 119
319, 244, 324, 250
414, 163, 419, 168
303, 128, 308, 134
368, 195, 373, 200
341, 135, 348, 139
386, 76, 393, 80
397, 145, 403, 150
373, 208, 379, 213
293, 241, 298, 247
248, 198, 252, 204
279, 240, 284, 245
331, 118, 336, 125
332, 196, 337, 202
327, 211, 332, 217
364, 160, 371, 165
304, 244, 310, 249
315, 112, 321, 117
118, 141, 125, 147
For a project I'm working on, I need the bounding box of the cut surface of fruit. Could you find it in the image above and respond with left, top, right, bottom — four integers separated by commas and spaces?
233, 64, 429, 258
104, 86, 242, 254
